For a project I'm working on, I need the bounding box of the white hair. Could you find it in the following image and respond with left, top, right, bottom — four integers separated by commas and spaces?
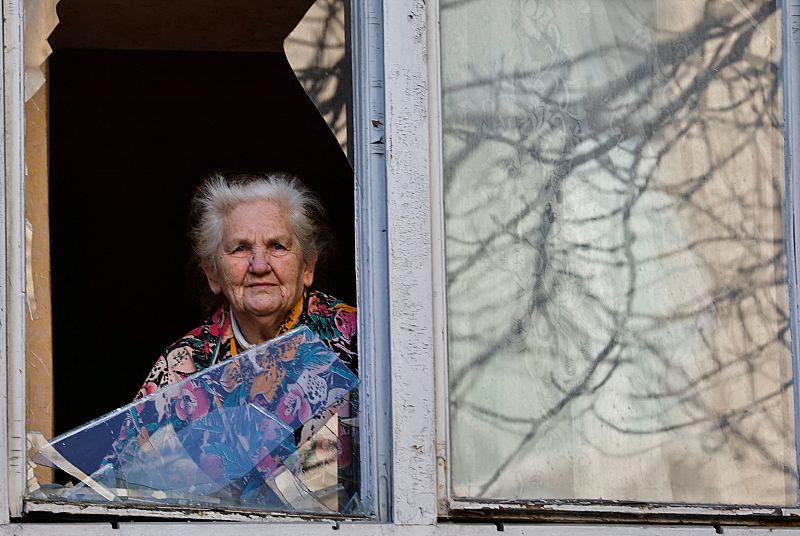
190, 172, 326, 274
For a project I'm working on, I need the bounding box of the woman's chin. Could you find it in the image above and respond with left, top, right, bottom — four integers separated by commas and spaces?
239, 300, 285, 321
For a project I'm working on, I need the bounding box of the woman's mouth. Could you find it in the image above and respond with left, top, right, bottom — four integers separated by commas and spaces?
246, 282, 277, 288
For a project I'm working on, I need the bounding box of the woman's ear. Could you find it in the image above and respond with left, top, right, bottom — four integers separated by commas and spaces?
302, 254, 317, 288
202, 261, 223, 294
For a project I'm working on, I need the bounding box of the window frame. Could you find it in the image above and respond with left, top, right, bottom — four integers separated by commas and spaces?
0, 0, 417, 525
428, 0, 800, 523
5, 0, 800, 530
3, 0, 28, 522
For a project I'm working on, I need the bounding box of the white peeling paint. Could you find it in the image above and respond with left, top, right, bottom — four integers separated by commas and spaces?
3, 0, 28, 522
383, 0, 438, 526
0, 0, 9, 523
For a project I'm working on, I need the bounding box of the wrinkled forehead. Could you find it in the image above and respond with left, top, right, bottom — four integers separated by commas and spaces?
221, 199, 297, 243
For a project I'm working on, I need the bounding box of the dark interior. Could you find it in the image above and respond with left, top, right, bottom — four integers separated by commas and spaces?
49, 46, 354, 437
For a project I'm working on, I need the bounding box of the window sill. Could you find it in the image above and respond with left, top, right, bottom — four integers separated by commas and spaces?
444, 499, 800, 527
5, 519, 800, 535
22, 498, 369, 524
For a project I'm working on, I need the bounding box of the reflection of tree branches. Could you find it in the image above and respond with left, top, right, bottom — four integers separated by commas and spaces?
472, 334, 620, 496
443, 0, 792, 500
286, 0, 349, 151
594, 380, 794, 475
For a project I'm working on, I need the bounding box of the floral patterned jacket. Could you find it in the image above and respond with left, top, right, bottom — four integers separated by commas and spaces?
136, 289, 358, 399
131, 289, 360, 504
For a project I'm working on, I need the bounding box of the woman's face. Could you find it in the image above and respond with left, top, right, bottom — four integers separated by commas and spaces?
204, 199, 315, 329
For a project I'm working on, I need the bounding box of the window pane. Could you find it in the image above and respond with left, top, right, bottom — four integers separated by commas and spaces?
441, 0, 796, 505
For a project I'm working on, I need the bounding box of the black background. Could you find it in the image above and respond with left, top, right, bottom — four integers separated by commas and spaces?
49, 49, 355, 437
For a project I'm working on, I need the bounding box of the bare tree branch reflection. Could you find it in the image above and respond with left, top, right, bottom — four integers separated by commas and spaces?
443, 0, 793, 503
286, 0, 349, 153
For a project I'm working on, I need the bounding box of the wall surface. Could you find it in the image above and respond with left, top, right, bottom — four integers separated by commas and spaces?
23, 78, 52, 485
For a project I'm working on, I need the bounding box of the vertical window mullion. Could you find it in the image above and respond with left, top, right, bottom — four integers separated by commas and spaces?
0, 0, 9, 522
427, 0, 452, 518
783, 0, 800, 498
382, 0, 439, 525
352, 0, 392, 522
2, 0, 27, 520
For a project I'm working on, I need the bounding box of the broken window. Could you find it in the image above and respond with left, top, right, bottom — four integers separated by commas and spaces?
23, 0, 368, 518
29, 327, 361, 513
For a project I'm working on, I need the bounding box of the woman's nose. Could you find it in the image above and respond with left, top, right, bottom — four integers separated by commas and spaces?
248, 250, 271, 273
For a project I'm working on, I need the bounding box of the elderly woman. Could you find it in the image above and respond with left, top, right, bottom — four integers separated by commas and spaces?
133, 172, 358, 507
137, 172, 357, 396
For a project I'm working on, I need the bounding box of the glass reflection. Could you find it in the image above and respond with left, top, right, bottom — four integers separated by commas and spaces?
442, 0, 795, 504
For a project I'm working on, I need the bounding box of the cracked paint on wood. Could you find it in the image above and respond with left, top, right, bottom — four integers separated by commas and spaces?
384, 0, 438, 526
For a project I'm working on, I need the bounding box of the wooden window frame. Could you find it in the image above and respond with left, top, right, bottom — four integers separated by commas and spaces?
427, 0, 800, 525
5, 0, 799, 530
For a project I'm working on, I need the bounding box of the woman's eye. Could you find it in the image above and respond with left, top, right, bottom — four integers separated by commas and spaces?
270, 242, 290, 256
231, 244, 250, 255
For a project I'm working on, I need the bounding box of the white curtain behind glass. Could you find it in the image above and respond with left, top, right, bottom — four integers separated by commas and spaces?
442, 0, 794, 505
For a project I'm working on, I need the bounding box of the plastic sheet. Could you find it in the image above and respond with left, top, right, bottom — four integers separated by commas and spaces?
29, 326, 360, 513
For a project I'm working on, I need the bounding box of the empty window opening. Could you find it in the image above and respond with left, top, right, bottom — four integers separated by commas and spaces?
26, 0, 356, 504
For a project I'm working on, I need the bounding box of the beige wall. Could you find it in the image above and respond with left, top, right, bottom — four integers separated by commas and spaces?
25, 79, 53, 484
